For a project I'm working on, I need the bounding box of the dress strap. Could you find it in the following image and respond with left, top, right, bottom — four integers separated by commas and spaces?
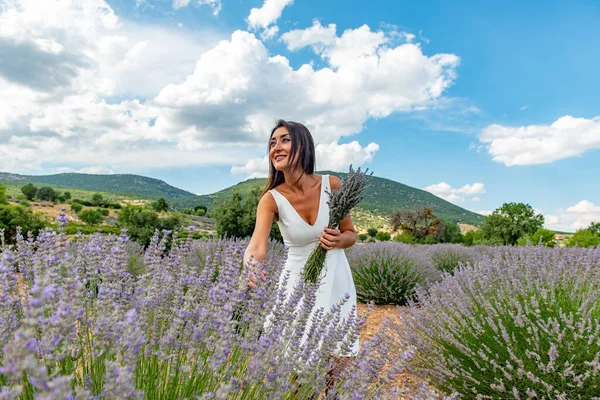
268, 189, 283, 213
323, 174, 329, 191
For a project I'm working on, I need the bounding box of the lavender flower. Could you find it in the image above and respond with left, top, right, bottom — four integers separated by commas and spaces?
347, 242, 439, 305
400, 246, 600, 398
0, 228, 396, 398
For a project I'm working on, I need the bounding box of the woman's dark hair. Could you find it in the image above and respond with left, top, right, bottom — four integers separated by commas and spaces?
261, 119, 315, 197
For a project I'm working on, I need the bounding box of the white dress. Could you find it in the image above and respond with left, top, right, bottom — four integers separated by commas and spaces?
269, 174, 360, 356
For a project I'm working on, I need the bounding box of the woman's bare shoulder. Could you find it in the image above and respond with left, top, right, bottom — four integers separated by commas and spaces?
329, 175, 342, 190
259, 191, 277, 211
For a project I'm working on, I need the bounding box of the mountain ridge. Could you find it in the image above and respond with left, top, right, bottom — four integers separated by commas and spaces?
0, 172, 195, 199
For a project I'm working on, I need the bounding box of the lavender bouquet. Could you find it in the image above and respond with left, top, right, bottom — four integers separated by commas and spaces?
303, 165, 372, 283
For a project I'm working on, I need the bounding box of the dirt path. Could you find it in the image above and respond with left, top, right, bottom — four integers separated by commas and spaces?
357, 304, 431, 398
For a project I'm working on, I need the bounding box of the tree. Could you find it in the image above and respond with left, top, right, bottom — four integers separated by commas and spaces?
36, 187, 57, 202
117, 205, 181, 246
367, 228, 378, 238
0, 204, 46, 243
0, 184, 7, 205
390, 207, 441, 242
91, 193, 103, 206
357, 233, 368, 242
78, 209, 104, 226
439, 221, 463, 243
152, 198, 169, 212
479, 202, 544, 245
21, 183, 38, 201
531, 228, 556, 247
214, 189, 281, 241
71, 203, 83, 213
63, 191, 71, 200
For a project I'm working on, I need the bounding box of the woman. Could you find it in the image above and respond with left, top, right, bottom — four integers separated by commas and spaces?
243, 119, 360, 358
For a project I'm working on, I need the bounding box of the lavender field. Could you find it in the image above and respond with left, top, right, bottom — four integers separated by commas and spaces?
1, 215, 599, 399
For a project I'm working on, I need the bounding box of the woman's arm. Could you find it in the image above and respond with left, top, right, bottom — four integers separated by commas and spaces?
244, 192, 277, 286
319, 176, 357, 250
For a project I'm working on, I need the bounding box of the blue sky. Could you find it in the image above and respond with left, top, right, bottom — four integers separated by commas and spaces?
0, 0, 599, 231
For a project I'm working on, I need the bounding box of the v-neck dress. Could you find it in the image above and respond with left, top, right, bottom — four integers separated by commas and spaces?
269, 174, 359, 356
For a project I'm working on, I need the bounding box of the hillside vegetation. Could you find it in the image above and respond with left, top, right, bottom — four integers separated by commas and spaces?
174, 171, 485, 226
1, 170, 485, 226
0, 172, 193, 199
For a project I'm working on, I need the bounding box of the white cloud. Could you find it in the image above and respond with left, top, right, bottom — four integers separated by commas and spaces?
472, 209, 493, 216
231, 156, 269, 178
281, 20, 337, 52
479, 115, 600, 166
247, 0, 292, 29
231, 141, 379, 178
315, 141, 379, 171
173, 0, 222, 16
544, 200, 600, 232
153, 27, 459, 148
260, 26, 279, 40
424, 182, 486, 203
520, 105, 528, 111
0, 0, 459, 177
78, 166, 115, 174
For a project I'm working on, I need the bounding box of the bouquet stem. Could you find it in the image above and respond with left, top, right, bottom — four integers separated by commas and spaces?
304, 241, 328, 283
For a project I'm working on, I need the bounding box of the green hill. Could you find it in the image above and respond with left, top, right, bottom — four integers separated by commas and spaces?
172, 171, 485, 226
0, 172, 194, 199
1, 170, 484, 226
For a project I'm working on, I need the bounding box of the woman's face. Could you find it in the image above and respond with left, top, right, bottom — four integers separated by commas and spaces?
269, 126, 293, 171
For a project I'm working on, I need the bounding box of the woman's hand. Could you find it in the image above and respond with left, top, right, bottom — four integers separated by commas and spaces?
247, 260, 267, 289
319, 227, 341, 251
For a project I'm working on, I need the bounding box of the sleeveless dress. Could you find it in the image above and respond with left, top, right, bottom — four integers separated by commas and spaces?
269, 174, 360, 356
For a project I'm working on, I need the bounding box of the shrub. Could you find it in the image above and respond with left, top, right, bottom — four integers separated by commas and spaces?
0, 230, 396, 398
72, 198, 93, 207
347, 243, 438, 305
394, 231, 416, 244
97, 208, 110, 216
117, 205, 181, 246
0, 184, 7, 205
567, 228, 600, 248
91, 193, 103, 206
518, 228, 557, 247
0, 204, 46, 243
401, 246, 600, 398
375, 231, 391, 241
78, 209, 104, 226
71, 203, 83, 213
427, 244, 475, 274
367, 228, 378, 238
